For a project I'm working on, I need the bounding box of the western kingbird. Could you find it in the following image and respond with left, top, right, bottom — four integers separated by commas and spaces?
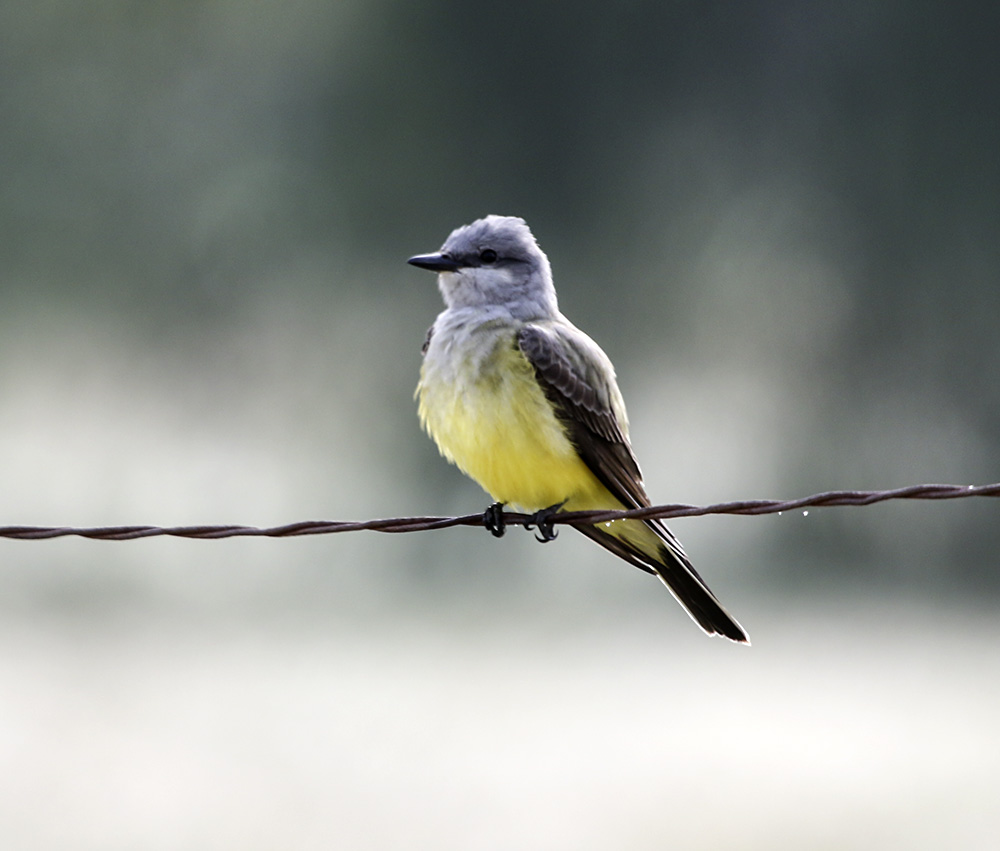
409, 215, 747, 643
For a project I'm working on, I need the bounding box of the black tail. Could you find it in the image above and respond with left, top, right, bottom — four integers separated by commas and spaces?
576, 519, 749, 643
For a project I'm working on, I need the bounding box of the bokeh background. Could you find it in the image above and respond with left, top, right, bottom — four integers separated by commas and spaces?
2, 2, 998, 848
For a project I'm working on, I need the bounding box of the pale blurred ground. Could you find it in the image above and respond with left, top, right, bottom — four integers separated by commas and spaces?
2, 2, 999, 848
1, 600, 998, 851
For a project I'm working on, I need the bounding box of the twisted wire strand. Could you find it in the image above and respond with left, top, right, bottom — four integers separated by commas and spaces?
1, 482, 997, 542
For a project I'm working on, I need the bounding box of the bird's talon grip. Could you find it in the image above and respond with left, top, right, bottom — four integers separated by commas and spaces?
483, 502, 506, 538
525, 503, 564, 543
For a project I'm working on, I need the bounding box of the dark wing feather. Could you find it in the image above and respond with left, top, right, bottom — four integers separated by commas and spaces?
518, 323, 749, 643
517, 324, 649, 512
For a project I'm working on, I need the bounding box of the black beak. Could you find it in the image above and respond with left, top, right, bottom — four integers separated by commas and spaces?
407, 252, 462, 272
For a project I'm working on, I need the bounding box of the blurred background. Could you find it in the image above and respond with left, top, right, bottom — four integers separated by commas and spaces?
1, 1, 998, 848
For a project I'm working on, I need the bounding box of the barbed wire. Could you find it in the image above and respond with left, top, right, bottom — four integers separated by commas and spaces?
1, 482, 997, 542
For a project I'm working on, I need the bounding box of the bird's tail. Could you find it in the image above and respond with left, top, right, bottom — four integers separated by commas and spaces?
576, 518, 749, 643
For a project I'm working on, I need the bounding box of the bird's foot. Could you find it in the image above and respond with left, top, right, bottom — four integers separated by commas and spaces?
525, 502, 565, 543
483, 502, 506, 538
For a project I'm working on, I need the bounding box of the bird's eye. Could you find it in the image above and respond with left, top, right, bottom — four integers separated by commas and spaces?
479, 248, 498, 264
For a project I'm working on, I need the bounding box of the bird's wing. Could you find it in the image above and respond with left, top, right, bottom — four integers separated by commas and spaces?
516, 321, 649, 510
420, 323, 435, 355
518, 321, 748, 643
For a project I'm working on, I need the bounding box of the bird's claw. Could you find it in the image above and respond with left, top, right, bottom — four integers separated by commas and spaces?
525, 503, 565, 543
483, 502, 506, 538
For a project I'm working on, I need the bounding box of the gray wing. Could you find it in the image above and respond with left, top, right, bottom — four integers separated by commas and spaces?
517, 322, 650, 511
518, 322, 749, 643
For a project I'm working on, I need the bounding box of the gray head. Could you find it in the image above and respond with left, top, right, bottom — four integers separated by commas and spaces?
408, 215, 558, 319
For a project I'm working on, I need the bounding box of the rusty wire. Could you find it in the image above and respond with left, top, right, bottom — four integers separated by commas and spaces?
1, 482, 997, 542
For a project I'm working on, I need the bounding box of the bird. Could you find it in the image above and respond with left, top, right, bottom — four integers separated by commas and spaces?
408, 215, 748, 643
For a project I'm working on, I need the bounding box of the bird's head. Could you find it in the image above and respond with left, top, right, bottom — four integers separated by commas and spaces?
408, 215, 558, 319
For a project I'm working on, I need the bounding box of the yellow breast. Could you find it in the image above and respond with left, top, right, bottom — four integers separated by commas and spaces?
417, 331, 602, 511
